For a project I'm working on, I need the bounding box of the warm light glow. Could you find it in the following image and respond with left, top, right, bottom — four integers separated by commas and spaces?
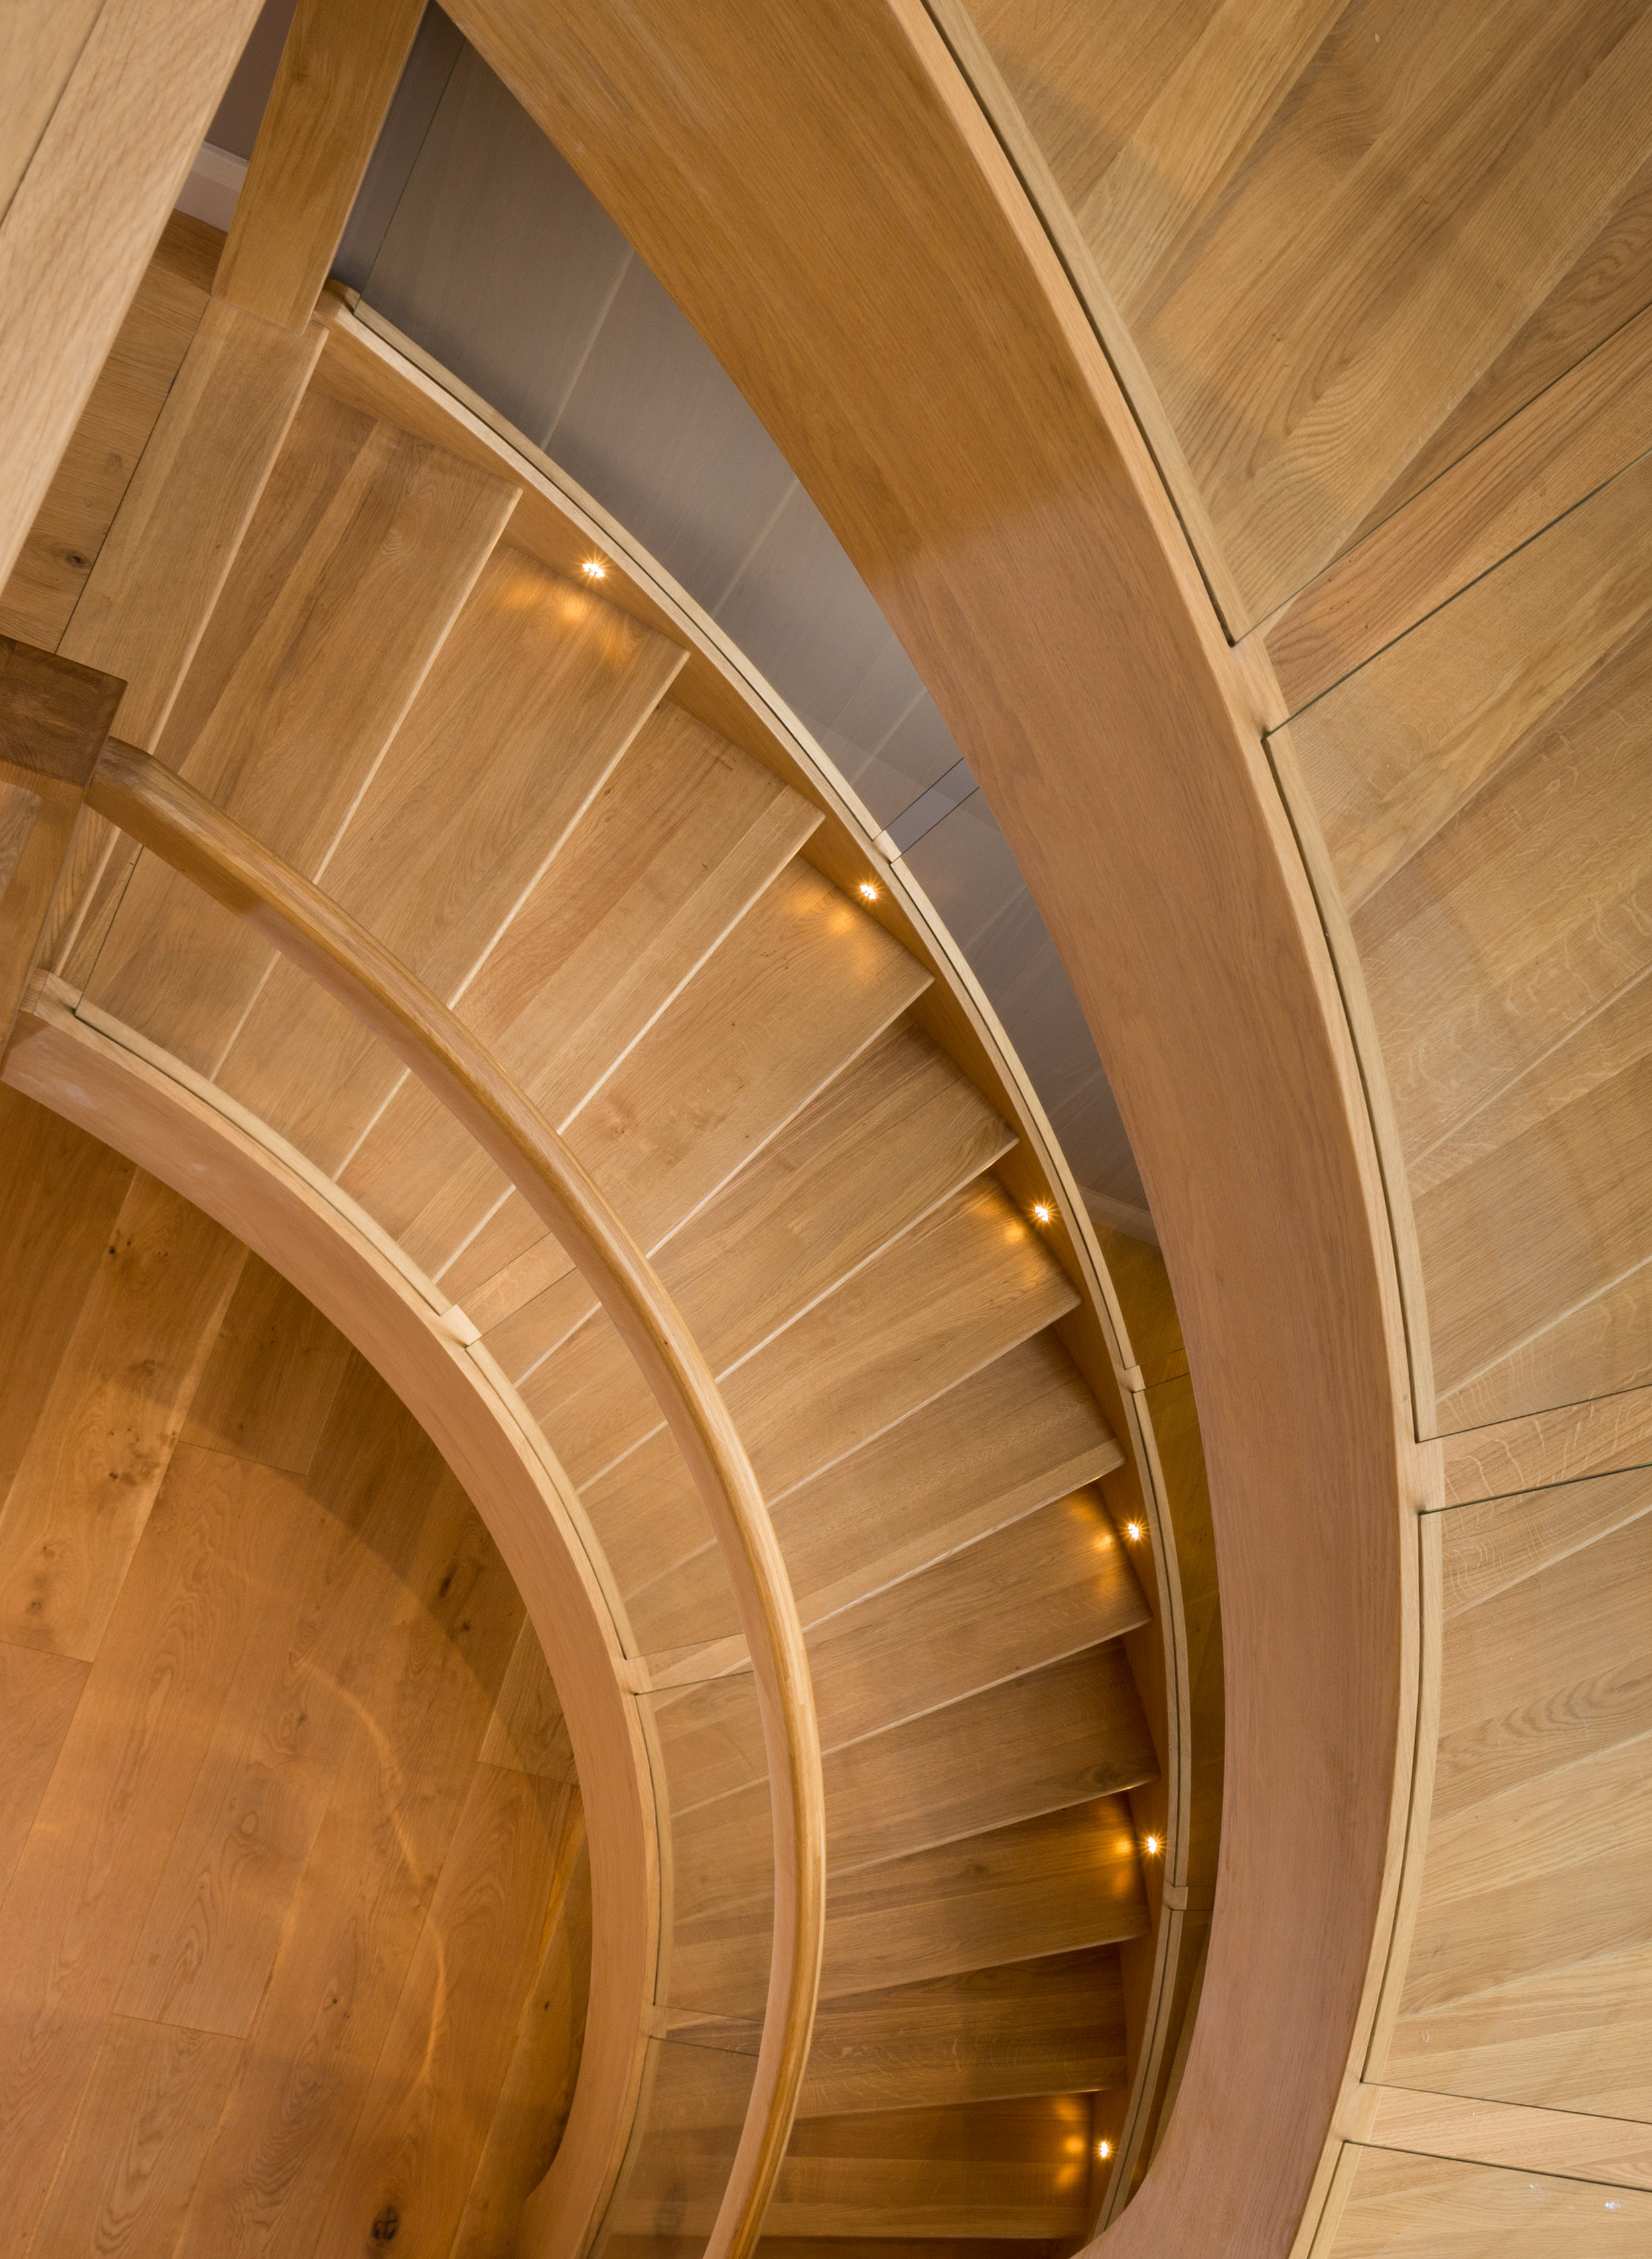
1032, 1201, 1053, 1224
858, 879, 879, 902
581, 558, 607, 579
1126, 1520, 1144, 1542
1144, 1834, 1160, 1856
1097, 2139, 1113, 2161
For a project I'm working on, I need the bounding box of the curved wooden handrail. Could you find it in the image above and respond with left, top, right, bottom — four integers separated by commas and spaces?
85, 737, 825, 2259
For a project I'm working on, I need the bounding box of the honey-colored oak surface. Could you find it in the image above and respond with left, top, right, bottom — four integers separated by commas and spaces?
0, 1087, 588, 2259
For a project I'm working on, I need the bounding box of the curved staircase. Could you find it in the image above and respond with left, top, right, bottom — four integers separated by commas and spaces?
0, 222, 1186, 2252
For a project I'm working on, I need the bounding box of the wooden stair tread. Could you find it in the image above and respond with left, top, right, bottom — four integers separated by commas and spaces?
424, 853, 928, 1311
572, 1180, 1079, 1596
81, 388, 516, 1073
520, 1019, 1015, 1479
626, 1330, 1122, 1658
213, 543, 685, 1171
671, 1641, 1157, 1907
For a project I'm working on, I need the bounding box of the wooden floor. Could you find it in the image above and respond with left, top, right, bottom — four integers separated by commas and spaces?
0, 1085, 589, 2259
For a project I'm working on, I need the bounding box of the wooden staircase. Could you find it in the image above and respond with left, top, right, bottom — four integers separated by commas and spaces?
2, 218, 1166, 2254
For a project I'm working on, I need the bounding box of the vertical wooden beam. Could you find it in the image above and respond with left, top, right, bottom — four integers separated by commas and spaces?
214, 0, 429, 329
0, 639, 121, 1047
0, 0, 267, 589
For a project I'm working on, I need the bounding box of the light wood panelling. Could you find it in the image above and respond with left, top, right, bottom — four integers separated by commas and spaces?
0, 1169, 243, 1659
83, 388, 516, 1072
573, 1180, 1078, 1595
215, 546, 683, 1171
1322, 2146, 1652, 2257
969, 0, 1652, 629
216, 0, 427, 330
1363, 2085, 1652, 2192
1443, 1382, 1652, 1505
521, 1019, 1012, 1475
0, 214, 216, 653
339, 701, 817, 1274
629, 1329, 1121, 1658
1385, 1467, 1652, 2122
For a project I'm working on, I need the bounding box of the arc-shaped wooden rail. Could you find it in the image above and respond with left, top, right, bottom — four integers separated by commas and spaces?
82, 736, 827, 2259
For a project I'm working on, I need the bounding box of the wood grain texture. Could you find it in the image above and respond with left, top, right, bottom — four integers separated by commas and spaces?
967, 0, 1652, 630
1362, 2085, 1652, 2192
216, 0, 428, 330
0, 1640, 87, 1901
1442, 1382, 1652, 1504
214, 544, 684, 1171
179, 1254, 354, 1475
1322, 2146, 1652, 2257
84, 389, 517, 1072
0, 0, 264, 591
0, 1167, 244, 1660
440, 11, 1413, 2254
0, 212, 215, 654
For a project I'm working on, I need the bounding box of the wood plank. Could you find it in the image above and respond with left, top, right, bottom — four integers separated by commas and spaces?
572, 1179, 1079, 1597
618, 2092, 1093, 2237
0, 1640, 87, 1900
1436, 1461, 1652, 1619
0, 1169, 245, 1660
519, 1019, 1013, 1477
448, 1805, 591, 2259
1442, 1384, 1652, 1504
82, 388, 517, 1072
0, 1084, 135, 1489
657, 1950, 1126, 2122
480, 1621, 577, 1783
1264, 300, 1652, 711
671, 1641, 1157, 1911
337, 703, 817, 1270
1323, 2146, 1652, 2258
174, 1473, 525, 2259
179, 1254, 354, 1477
215, 544, 684, 1171
629, 1328, 1122, 1658
216, 0, 428, 330
655, 1497, 1148, 1799
1363, 2084, 1652, 2193
115, 1358, 447, 2038
0, 0, 265, 590
314, 1765, 576, 2258
0, 213, 216, 652
0, 1445, 295, 2247
23, 2017, 244, 2259
437, 853, 926, 1320
58, 296, 326, 749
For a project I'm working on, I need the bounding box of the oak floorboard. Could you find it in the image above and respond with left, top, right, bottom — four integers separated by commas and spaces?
338, 705, 817, 1269
82, 388, 517, 1073
115, 1360, 448, 2039
174, 1475, 525, 2259
23, 2016, 244, 2259
313, 1765, 575, 2259
0, 1640, 87, 1901
0, 1445, 295, 2246
0, 1169, 244, 1660
480, 1621, 576, 1783
179, 1255, 354, 1477
215, 546, 685, 1172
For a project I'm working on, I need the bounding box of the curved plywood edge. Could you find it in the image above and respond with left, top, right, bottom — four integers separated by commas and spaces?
439, 0, 1424, 2250
1, 986, 656, 2259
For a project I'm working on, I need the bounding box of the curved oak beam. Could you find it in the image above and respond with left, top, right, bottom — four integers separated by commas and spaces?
442, 1, 1426, 2250
83, 740, 825, 2259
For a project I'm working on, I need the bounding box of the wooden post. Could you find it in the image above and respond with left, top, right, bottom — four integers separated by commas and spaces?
0, 640, 123, 1050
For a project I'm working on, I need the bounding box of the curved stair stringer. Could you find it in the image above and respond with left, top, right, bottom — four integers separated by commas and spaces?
326, 303, 1213, 2199
1, 976, 661, 2259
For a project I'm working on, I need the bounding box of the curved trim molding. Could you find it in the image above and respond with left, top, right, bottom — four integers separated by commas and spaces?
3, 983, 658, 2259
439, 0, 1427, 2248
